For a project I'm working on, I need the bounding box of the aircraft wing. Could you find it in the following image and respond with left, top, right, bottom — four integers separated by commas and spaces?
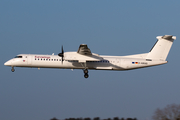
65, 44, 103, 62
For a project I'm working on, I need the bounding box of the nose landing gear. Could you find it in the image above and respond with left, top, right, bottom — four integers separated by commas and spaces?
83, 69, 89, 78
11, 67, 15, 72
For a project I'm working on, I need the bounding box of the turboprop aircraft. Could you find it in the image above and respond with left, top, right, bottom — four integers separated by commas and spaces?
4, 35, 176, 78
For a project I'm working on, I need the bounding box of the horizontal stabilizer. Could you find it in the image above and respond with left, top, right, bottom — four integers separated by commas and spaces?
156, 35, 176, 41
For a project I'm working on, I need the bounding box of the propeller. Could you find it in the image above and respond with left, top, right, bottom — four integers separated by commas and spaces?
58, 46, 64, 63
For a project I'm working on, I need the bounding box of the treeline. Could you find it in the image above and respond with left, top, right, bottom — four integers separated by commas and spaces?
50, 117, 137, 120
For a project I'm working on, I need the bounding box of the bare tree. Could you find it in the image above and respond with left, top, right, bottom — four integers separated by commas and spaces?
50, 117, 59, 120
93, 117, 100, 120
152, 103, 180, 120
113, 117, 119, 120
84, 118, 91, 120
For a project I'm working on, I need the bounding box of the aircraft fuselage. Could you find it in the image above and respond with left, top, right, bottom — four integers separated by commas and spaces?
4, 53, 167, 71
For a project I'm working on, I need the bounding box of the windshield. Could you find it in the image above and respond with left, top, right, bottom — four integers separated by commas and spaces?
14, 56, 22, 58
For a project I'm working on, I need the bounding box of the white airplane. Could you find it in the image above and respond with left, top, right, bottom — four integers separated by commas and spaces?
4, 35, 176, 78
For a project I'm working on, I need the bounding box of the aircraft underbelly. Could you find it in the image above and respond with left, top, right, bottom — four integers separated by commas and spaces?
28, 60, 122, 70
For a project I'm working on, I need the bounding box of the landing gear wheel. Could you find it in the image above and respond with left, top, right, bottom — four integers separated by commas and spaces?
84, 69, 88, 74
84, 73, 89, 78
11, 67, 15, 72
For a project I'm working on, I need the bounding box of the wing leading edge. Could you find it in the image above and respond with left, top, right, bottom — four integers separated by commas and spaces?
64, 44, 103, 62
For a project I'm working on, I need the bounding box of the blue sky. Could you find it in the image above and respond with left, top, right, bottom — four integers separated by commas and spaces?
1, 1, 180, 120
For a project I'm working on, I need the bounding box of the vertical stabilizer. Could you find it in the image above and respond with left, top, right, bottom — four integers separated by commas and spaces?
146, 35, 176, 61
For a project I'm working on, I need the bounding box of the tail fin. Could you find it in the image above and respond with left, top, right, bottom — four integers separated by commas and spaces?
146, 35, 176, 61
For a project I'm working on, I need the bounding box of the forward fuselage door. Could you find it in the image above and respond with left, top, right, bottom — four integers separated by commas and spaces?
27, 55, 32, 65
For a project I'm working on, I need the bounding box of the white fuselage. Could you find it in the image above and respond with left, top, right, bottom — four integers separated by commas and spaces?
4, 53, 167, 71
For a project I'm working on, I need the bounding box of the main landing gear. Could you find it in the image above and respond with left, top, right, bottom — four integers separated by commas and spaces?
80, 62, 89, 78
11, 67, 15, 72
83, 69, 89, 78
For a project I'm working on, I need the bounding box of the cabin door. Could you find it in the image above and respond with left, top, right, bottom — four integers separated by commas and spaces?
27, 55, 32, 65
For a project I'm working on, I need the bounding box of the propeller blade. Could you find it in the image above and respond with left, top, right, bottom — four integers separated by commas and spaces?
58, 45, 64, 64
61, 56, 63, 64
62, 45, 64, 54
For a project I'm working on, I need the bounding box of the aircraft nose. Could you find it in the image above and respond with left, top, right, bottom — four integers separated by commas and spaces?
4, 60, 12, 66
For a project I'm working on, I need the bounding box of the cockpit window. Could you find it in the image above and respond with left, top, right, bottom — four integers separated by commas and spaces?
14, 56, 22, 58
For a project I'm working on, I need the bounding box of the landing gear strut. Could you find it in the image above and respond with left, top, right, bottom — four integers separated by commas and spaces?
11, 67, 15, 72
80, 62, 89, 78
83, 69, 89, 78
